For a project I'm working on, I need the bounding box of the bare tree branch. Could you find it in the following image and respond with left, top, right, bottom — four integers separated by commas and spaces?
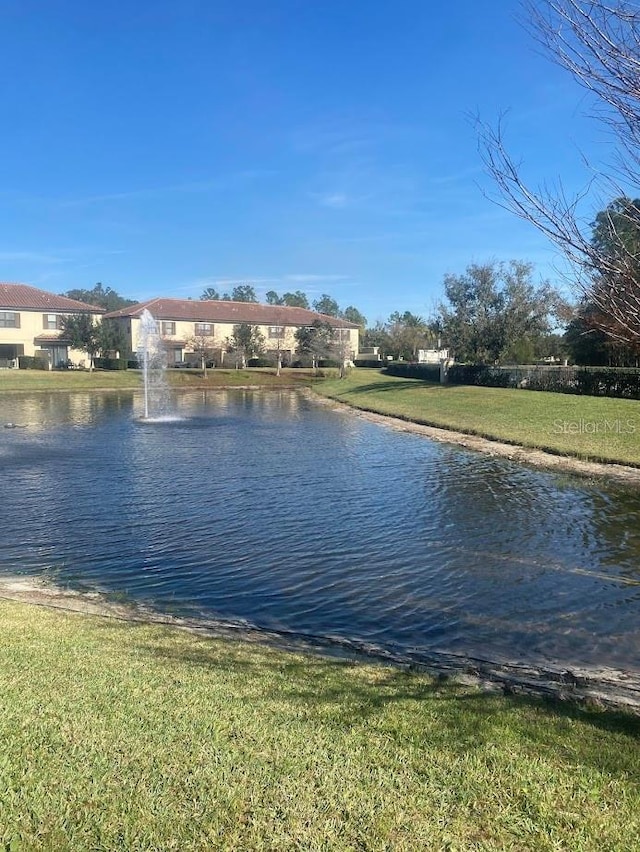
479, 1, 640, 348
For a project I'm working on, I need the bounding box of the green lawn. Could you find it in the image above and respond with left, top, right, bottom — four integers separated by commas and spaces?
1, 600, 639, 851
317, 369, 640, 466
0, 367, 323, 393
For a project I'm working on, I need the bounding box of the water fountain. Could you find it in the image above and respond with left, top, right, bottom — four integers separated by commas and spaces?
137, 309, 173, 421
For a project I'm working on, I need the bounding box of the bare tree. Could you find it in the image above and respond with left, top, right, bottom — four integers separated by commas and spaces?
478, 0, 640, 348
184, 333, 218, 376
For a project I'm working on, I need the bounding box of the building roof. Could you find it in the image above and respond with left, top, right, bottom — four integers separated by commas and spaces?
103, 297, 358, 329
0, 283, 104, 313
34, 333, 72, 343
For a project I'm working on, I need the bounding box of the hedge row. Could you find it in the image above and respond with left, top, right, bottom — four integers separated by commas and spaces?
18, 356, 48, 370
447, 364, 511, 387
383, 362, 442, 382
93, 357, 128, 370
447, 364, 640, 399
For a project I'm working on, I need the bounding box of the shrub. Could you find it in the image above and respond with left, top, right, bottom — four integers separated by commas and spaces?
446, 363, 640, 399
18, 355, 48, 370
383, 362, 441, 382
573, 367, 640, 398
94, 357, 128, 371
247, 357, 274, 368
447, 364, 512, 387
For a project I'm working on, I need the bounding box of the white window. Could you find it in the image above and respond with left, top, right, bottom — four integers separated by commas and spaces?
161, 321, 176, 336
268, 326, 284, 338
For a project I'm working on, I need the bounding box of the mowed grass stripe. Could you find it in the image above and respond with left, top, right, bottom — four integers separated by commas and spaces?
0, 601, 639, 850
317, 369, 640, 466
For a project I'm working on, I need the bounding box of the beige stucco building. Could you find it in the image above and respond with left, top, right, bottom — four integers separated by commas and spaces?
0, 283, 104, 368
104, 297, 359, 366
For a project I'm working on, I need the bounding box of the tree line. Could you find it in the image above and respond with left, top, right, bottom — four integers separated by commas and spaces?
60, 2, 640, 369
201, 283, 367, 328
478, 0, 640, 358
58, 219, 640, 369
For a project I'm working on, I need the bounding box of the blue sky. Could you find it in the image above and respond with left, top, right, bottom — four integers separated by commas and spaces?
0, 0, 615, 324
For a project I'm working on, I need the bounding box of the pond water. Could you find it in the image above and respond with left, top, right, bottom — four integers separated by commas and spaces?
1, 389, 640, 670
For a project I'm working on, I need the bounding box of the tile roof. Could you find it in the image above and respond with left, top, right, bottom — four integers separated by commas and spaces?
0, 282, 105, 313
103, 297, 358, 328
34, 333, 72, 342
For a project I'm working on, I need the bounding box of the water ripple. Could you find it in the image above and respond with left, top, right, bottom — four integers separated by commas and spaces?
1, 388, 640, 670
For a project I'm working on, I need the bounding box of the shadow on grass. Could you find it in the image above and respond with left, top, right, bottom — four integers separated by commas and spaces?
111, 618, 640, 781
327, 379, 447, 395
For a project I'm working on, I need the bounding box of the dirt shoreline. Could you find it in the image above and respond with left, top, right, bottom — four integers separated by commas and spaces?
3, 388, 640, 713
310, 391, 640, 485
2, 575, 640, 714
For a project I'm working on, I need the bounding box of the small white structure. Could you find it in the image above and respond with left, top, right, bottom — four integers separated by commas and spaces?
417, 348, 449, 364
354, 346, 382, 363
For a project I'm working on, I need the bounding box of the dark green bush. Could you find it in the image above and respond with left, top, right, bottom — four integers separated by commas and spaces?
247, 357, 274, 367
94, 357, 127, 371
18, 355, 48, 370
383, 362, 441, 382
446, 363, 640, 399
573, 367, 640, 398
127, 359, 140, 369
447, 364, 512, 387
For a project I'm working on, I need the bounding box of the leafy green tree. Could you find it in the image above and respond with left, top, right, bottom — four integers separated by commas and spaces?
386, 311, 433, 361
96, 319, 129, 358
588, 197, 640, 347
295, 320, 335, 370
228, 323, 265, 366
60, 314, 100, 371
282, 290, 310, 308
265, 289, 311, 307
362, 322, 392, 355
439, 261, 556, 363
61, 283, 135, 312
202, 284, 258, 302
229, 284, 258, 303
564, 313, 610, 366
341, 306, 367, 329
563, 301, 639, 366
200, 287, 221, 301
312, 294, 340, 317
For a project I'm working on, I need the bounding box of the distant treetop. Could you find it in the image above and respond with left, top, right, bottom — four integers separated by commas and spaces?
201, 283, 258, 302
60, 283, 136, 312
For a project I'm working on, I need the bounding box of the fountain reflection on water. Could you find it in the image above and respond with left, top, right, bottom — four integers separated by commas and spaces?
136, 308, 181, 422
2, 389, 640, 671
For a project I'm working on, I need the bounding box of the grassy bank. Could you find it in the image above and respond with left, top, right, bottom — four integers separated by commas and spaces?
317, 369, 640, 467
1, 600, 639, 850
0, 367, 323, 393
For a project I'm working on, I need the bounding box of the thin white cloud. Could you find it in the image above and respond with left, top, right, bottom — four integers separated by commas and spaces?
50, 171, 278, 209
0, 250, 68, 264
313, 192, 350, 209
284, 274, 347, 283
428, 166, 484, 186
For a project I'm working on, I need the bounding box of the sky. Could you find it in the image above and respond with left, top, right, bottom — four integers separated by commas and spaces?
0, 0, 618, 324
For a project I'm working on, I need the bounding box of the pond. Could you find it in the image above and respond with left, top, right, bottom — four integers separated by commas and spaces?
1, 388, 640, 671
